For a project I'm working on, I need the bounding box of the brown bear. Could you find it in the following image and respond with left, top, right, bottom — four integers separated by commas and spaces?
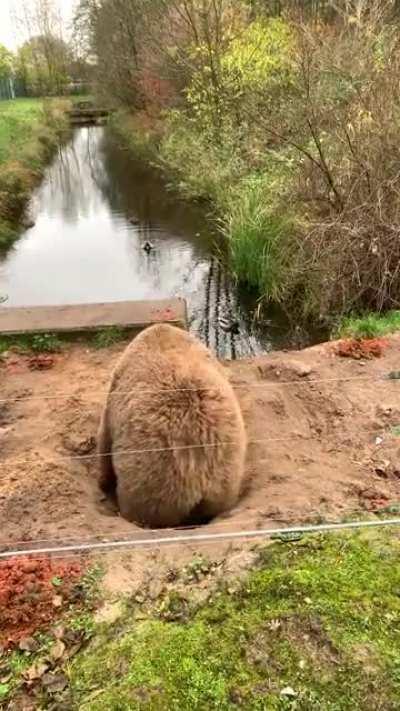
97, 323, 247, 528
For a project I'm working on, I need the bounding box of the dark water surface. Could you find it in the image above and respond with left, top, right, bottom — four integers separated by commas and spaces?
0, 126, 318, 357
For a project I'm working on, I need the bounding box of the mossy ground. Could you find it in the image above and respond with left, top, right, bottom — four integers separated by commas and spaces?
2, 530, 400, 709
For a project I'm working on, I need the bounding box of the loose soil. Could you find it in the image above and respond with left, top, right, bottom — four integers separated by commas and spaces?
0, 557, 83, 648
0, 336, 399, 562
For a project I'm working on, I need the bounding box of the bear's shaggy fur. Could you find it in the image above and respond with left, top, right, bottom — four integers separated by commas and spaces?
97, 324, 247, 528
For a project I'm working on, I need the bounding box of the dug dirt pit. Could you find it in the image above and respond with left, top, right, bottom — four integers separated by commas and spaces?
0, 336, 399, 555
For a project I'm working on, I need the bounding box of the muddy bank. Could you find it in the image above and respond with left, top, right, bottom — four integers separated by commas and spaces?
0, 336, 399, 558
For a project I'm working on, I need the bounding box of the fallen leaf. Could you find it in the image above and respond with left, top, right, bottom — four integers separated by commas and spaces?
23, 661, 49, 682
52, 625, 65, 641
49, 640, 66, 662
65, 641, 84, 659
41, 672, 68, 694
19, 637, 39, 653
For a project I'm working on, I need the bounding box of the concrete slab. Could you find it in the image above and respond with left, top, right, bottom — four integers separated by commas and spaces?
0, 299, 187, 336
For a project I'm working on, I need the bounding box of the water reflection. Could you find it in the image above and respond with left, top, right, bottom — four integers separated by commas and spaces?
0, 126, 315, 358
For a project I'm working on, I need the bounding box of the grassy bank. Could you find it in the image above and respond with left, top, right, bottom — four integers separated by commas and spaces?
338, 312, 400, 340
111, 109, 297, 307
100, 2, 400, 330
3, 529, 400, 709
0, 98, 70, 247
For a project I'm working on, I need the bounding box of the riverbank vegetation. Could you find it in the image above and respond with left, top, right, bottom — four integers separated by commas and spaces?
0, 98, 69, 247
75, 0, 400, 327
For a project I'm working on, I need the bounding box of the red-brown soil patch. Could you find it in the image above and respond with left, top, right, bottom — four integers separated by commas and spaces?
0, 557, 83, 648
336, 338, 388, 360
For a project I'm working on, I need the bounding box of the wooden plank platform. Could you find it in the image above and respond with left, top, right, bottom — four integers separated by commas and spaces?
67, 109, 111, 119
0, 299, 187, 336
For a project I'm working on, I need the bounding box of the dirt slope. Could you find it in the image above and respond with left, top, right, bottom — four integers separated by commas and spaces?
0, 336, 399, 554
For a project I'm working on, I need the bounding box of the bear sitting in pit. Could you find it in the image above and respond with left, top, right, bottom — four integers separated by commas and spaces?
97, 323, 247, 528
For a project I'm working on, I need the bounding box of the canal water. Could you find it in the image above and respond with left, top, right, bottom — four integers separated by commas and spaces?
0, 126, 314, 358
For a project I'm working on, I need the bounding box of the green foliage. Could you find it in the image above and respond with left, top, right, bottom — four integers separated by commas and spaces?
338, 311, 400, 339
0, 44, 13, 81
92, 327, 130, 349
30, 333, 63, 353
15, 35, 70, 97
0, 332, 63, 354
0, 98, 69, 246
222, 18, 293, 88
223, 161, 299, 300
108, 1, 400, 326
67, 530, 400, 709
159, 111, 245, 205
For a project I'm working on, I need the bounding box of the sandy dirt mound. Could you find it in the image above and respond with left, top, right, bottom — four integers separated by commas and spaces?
0, 337, 399, 556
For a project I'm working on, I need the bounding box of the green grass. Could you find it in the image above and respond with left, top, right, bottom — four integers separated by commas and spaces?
63, 530, 400, 710
223, 170, 296, 301
0, 99, 44, 163
0, 97, 70, 246
338, 311, 400, 339
0, 328, 132, 355
0, 332, 64, 354
224, 184, 291, 299
92, 327, 130, 349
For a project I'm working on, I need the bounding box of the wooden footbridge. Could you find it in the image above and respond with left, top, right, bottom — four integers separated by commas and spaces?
67, 100, 113, 126
0, 299, 187, 337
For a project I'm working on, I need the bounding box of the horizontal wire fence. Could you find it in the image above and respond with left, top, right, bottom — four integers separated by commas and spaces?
0, 425, 394, 469
0, 370, 396, 405
1, 519, 400, 561
0, 370, 399, 560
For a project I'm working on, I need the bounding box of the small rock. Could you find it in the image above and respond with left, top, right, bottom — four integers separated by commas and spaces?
23, 661, 49, 681
294, 364, 313, 378
52, 595, 63, 608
